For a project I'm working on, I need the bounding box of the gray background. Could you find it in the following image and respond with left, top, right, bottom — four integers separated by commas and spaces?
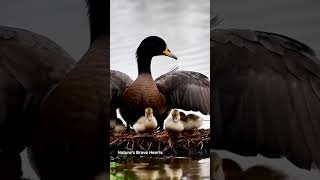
0, 0, 88, 60
213, 0, 320, 179
212, 0, 320, 56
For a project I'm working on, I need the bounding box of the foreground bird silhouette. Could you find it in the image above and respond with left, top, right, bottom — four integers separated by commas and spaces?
211, 15, 320, 170
28, 0, 109, 179
0, 26, 75, 178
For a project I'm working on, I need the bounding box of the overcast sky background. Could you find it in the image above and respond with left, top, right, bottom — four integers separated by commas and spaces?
110, 0, 210, 80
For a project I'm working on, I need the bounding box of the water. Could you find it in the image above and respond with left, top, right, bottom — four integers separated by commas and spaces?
110, 157, 210, 180
213, 0, 320, 57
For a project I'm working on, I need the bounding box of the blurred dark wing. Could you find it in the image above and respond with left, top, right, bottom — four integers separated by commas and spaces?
211, 29, 320, 169
0, 26, 75, 145
110, 70, 133, 117
155, 71, 210, 115
0, 26, 75, 93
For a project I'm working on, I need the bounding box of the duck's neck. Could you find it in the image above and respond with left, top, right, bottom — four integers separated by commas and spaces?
86, 0, 109, 44
78, 36, 108, 65
137, 56, 152, 74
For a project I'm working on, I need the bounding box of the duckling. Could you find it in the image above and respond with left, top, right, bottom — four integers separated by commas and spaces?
110, 117, 126, 136
133, 107, 158, 134
165, 109, 184, 137
132, 116, 146, 134
131, 165, 160, 180
179, 111, 187, 121
181, 113, 203, 134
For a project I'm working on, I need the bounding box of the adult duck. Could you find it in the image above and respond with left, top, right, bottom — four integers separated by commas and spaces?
28, 0, 109, 179
111, 36, 210, 130
0, 26, 75, 179
211, 15, 320, 170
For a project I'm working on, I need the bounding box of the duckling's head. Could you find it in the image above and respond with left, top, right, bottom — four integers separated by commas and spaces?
145, 107, 154, 120
171, 110, 180, 122
136, 36, 178, 60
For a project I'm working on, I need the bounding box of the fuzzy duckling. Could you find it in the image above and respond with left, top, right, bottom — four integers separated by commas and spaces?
110, 117, 126, 136
133, 107, 158, 134
165, 109, 184, 137
181, 113, 203, 134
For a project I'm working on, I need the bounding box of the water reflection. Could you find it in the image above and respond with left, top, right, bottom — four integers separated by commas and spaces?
110, 0, 210, 80
110, 157, 210, 180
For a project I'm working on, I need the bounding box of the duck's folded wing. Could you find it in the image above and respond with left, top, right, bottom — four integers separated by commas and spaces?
211, 29, 320, 169
155, 71, 210, 115
110, 70, 133, 117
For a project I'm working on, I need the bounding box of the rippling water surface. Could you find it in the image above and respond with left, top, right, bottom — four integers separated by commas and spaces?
111, 157, 210, 180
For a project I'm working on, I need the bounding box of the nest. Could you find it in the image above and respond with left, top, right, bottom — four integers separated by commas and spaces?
110, 129, 210, 158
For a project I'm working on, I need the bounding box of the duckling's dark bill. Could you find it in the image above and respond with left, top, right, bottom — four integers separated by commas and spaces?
163, 47, 178, 60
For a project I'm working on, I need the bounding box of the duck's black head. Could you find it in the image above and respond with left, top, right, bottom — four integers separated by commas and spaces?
136, 36, 177, 74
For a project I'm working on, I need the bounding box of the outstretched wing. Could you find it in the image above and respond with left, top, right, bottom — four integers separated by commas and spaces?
110, 70, 133, 117
155, 71, 210, 115
211, 28, 320, 169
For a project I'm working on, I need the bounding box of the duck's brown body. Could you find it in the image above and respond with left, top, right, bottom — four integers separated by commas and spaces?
111, 36, 210, 131
120, 73, 170, 127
